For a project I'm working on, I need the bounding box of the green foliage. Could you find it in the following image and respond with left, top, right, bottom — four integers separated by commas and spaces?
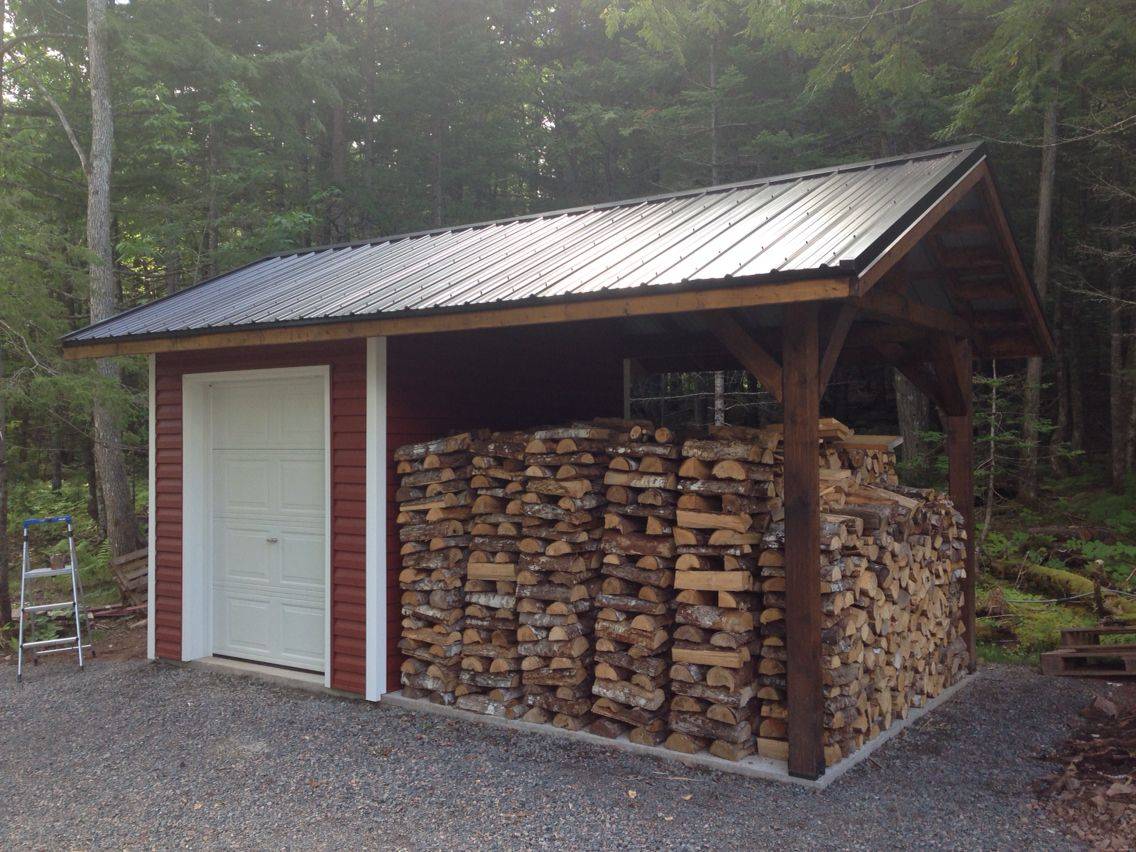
978, 581, 1098, 663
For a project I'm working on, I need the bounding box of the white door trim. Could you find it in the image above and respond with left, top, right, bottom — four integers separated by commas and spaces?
365, 338, 388, 701
181, 365, 332, 687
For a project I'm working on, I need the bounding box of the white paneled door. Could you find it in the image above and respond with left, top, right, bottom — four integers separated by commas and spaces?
208, 376, 326, 672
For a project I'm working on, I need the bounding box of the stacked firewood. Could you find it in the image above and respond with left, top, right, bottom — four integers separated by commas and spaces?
665, 426, 782, 762
756, 434, 967, 766
860, 488, 970, 720
394, 433, 475, 705
456, 431, 529, 718
830, 435, 901, 488
755, 512, 869, 765
517, 423, 618, 731
392, 418, 968, 771
591, 423, 679, 744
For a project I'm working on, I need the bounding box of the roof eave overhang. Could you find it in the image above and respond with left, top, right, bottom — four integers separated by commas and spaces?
62, 146, 1053, 363
850, 152, 1053, 359
61, 273, 855, 360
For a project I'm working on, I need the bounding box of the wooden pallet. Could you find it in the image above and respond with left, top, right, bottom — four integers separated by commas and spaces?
109, 547, 148, 606
1060, 626, 1136, 648
1041, 644, 1136, 678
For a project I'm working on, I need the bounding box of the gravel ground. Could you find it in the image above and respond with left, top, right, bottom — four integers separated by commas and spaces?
1, 659, 1097, 850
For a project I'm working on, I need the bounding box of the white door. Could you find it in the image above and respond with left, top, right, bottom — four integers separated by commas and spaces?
208, 375, 327, 672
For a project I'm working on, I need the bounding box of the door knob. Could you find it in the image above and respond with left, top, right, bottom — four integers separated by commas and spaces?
266, 537, 279, 543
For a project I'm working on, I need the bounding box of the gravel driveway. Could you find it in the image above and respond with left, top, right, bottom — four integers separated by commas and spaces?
1, 659, 1095, 849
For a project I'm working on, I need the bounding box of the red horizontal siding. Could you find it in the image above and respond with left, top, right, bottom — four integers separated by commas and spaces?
153, 340, 367, 695
155, 323, 624, 698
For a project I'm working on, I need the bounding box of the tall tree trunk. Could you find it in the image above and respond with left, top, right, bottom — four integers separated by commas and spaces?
164, 251, 180, 297
1068, 325, 1083, 454
1021, 42, 1062, 500
894, 371, 929, 479
364, 0, 378, 230
50, 423, 63, 491
432, 113, 444, 227
1109, 196, 1127, 491
0, 4, 10, 630
1050, 293, 1070, 475
84, 437, 101, 529
1126, 306, 1136, 475
979, 360, 999, 547
0, 346, 11, 631
0, 0, 5, 130
709, 36, 719, 185
327, 0, 348, 242
87, 0, 137, 557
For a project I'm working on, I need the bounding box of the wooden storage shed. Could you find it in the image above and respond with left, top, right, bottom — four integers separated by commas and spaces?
64, 143, 1050, 780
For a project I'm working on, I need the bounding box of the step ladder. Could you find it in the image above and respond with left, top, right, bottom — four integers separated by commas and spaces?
17, 516, 92, 682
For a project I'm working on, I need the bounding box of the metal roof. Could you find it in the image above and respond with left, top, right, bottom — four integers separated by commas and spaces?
65, 143, 985, 345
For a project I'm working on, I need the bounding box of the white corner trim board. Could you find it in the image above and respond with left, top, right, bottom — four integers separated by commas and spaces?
365, 337, 388, 701
147, 354, 157, 661
180, 365, 332, 685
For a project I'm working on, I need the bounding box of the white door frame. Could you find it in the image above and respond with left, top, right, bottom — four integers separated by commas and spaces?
181, 365, 333, 688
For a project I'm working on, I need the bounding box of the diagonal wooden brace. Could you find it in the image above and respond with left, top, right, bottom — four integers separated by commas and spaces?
703, 311, 783, 403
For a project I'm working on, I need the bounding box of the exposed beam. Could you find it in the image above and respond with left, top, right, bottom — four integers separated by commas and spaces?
929, 336, 970, 417
856, 288, 971, 338
782, 301, 825, 780
946, 279, 1015, 302
938, 245, 1004, 271
871, 341, 950, 412
62, 276, 854, 360
703, 311, 784, 403
982, 332, 1044, 359
819, 303, 857, 393
935, 208, 988, 234
973, 162, 1055, 355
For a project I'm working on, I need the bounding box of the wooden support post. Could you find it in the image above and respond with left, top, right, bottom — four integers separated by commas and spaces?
782, 302, 824, 779
945, 339, 977, 672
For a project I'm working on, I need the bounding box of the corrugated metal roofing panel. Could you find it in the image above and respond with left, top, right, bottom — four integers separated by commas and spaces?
65, 143, 983, 344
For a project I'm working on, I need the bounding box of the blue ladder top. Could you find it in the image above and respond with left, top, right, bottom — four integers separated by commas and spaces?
23, 515, 73, 529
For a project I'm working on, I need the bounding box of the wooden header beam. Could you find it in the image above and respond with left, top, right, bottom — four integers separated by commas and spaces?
62, 277, 852, 360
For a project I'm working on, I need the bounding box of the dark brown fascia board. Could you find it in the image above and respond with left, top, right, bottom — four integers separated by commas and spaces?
62, 275, 853, 360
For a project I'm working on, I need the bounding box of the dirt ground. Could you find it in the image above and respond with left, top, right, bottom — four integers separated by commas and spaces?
0, 613, 146, 670
1035, 683, 1136, 849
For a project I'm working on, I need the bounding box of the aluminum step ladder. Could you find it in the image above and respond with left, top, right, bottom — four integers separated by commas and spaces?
17, 515, 92, 682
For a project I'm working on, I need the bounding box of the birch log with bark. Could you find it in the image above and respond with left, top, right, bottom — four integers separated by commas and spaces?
87, 0, 138, 558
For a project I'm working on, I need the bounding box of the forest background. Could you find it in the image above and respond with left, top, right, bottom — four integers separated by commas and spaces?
4, 0, 1136, 653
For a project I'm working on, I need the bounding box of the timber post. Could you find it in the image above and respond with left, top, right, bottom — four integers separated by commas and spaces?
783, 302, 825, 779
945, 339, 977, 672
